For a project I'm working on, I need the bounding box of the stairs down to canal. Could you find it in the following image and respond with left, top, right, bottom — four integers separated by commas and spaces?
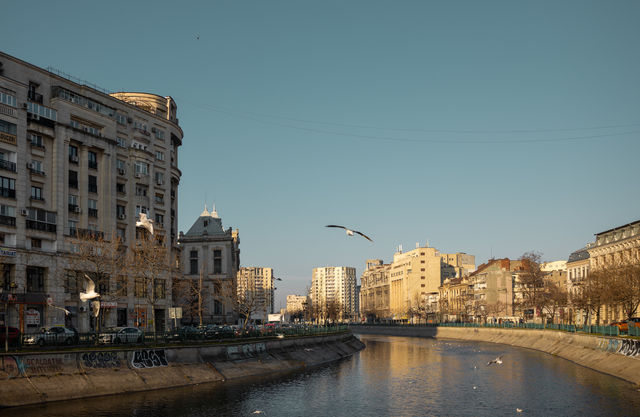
353, 325, 640, 386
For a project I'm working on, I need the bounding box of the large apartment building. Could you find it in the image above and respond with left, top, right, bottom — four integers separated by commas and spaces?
237, 267, 274, 323
0, 52, 182, 333
311, 266, 357, 320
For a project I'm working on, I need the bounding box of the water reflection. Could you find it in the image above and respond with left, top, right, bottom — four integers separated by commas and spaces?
3, 334, 638, 417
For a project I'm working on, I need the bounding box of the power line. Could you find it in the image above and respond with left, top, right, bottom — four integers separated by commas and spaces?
178, 99, 640, 144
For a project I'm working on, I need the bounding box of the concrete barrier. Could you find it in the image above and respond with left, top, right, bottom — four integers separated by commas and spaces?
353, 325, 640, 386
0, 333, 364, 408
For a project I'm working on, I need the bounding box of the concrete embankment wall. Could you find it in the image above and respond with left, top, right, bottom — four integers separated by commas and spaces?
354, 326, 640, 386
0, 333, 364, 408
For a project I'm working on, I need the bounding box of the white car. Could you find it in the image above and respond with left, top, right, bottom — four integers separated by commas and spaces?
99, 327, 143, 344
24, 326, 77, 346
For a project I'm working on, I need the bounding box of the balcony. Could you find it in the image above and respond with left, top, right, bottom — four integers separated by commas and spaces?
88, 208, 98, 218
68, 204, 81, 214
26, 220, 56, 233
69, 180, 78, 189
28, 166, 45, 176
27, 91, 43, 104
0, 159, 16, 173
68, 228, 103, 240
88, 185, 98, 193
88, 161, 98, 170
0, 215, 16, 227
0, 188, 16, 199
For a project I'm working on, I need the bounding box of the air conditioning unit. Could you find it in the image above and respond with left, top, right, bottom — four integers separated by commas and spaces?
156, 179, 163, 185
20, 208, 29, 216
118, 213, 126, 220
70, 155, 79, 163
79, 306, 87, 313
118, 168, 125, 175
134, 173, 142, 179
74, 206, 82, 214
26, 162, 34, 169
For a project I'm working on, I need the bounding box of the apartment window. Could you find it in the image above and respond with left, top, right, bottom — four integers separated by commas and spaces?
68, 220, 77, 233
155, 172, 164, 185
68, 170, 78, 189
116, 136, 127, 147
0, 91, 16, 107
189, 250, 198, 275
134, 279, 147, 298
88, 175, 97, 193
116, 114, 127, 126
134, 161, 148, 175
88, 199, 98, 217
29, 160, 44, 174
30, 186, 43, 201
116, 204, 126, 218
154, 193, 164, 204
31, 238, 42, 249
117, 159, 126, 171
155, 280, 166, 299
0, 204, 15, 227
65, 270, 78, 294
68, 194, 78, 206
154, 129, 165, 140
0, 120, 17, 136
116, 228, 126, 241
69, 145, 78, 163
26, 208, 56, 233
155, 151, 164, 161
135, 185, 147, 196
116, 275, 128, 296
213, 249, 222, 274
88, 151, 97, 169
0, 176, 15, 198
135, 205, 148, 215
116, 183, 126, 194
29, 133, 44, 148
26, 266, 45, 292
155, 213, 164, 224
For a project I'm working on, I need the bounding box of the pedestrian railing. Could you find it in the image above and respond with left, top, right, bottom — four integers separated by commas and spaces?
351, 322, 636, 338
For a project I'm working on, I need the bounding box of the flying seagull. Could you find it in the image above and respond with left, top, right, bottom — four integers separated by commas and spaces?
80, 274, 100, 302
487, 355, 503, 366
47, 299, 71, 316
325, 225, 373, 242
136, 212, 154, 235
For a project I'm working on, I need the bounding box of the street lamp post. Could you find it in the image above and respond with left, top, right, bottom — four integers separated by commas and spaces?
2, 282, 17, 352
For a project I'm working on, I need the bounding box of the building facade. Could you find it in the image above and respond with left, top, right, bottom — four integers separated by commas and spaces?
177, 205, 240, 325
237, 267, 274, 323
0, 52, 182, 333
311, 266, 357, 320
286, 294, 308, 314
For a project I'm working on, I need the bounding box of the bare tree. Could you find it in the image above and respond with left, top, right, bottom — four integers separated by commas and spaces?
572, 268, 608, 326
517, 252, 547, 323
607, 259, 640, 320
541, 280, 568, 324
173, 268, 209, 326
69, 231, 127, 332
129, 232, 171, 340
325, 300, 342, 323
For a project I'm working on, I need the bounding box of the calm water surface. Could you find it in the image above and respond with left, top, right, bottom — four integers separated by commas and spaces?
4, 334, 640, 417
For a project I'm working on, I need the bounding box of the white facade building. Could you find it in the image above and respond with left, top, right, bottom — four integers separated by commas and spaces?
311, 266, 357, 319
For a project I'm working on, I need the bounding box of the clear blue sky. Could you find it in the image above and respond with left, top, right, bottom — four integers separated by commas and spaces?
3, 1, 639, 309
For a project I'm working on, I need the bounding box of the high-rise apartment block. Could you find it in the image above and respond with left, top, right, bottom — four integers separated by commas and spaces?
237, 267, 274, 323
0, 52, 182, 333
311, 266, 357, 319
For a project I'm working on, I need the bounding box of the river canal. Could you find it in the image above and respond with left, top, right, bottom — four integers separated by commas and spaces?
3, 334, 639, 417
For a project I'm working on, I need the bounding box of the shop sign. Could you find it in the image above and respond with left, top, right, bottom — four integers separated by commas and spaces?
25, 309, 40, 326
101, 301, 117, 309
0, 247, 16, 257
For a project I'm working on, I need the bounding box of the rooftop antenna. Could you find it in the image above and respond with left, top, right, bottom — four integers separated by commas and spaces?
416, 242, 419, 249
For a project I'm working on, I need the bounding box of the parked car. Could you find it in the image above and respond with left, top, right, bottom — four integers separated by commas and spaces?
627, 317, 640, 330
24, 326, 76, 346
0, 326, 21, 347
98, 327, 143, 344
609, 321, 628, 332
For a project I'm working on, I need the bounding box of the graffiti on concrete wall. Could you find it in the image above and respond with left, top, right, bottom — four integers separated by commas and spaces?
617, 339, 640, 357
1, 356, 27, 378
597, 337, 640, 357
131, 349, 168, 369
82, 352, 121, 368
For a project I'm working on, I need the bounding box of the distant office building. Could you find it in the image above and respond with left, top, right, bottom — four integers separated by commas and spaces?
237, 267, 274, 323
441, 253, 476, 279
359, 259, 391, 320
311, 266, 357, 320
0, 52, 182, 333
177, 205, 240, 324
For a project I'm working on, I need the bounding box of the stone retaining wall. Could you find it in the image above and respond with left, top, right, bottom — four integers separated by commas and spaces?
353, 325, 640, 386
0, 333, 365, 408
